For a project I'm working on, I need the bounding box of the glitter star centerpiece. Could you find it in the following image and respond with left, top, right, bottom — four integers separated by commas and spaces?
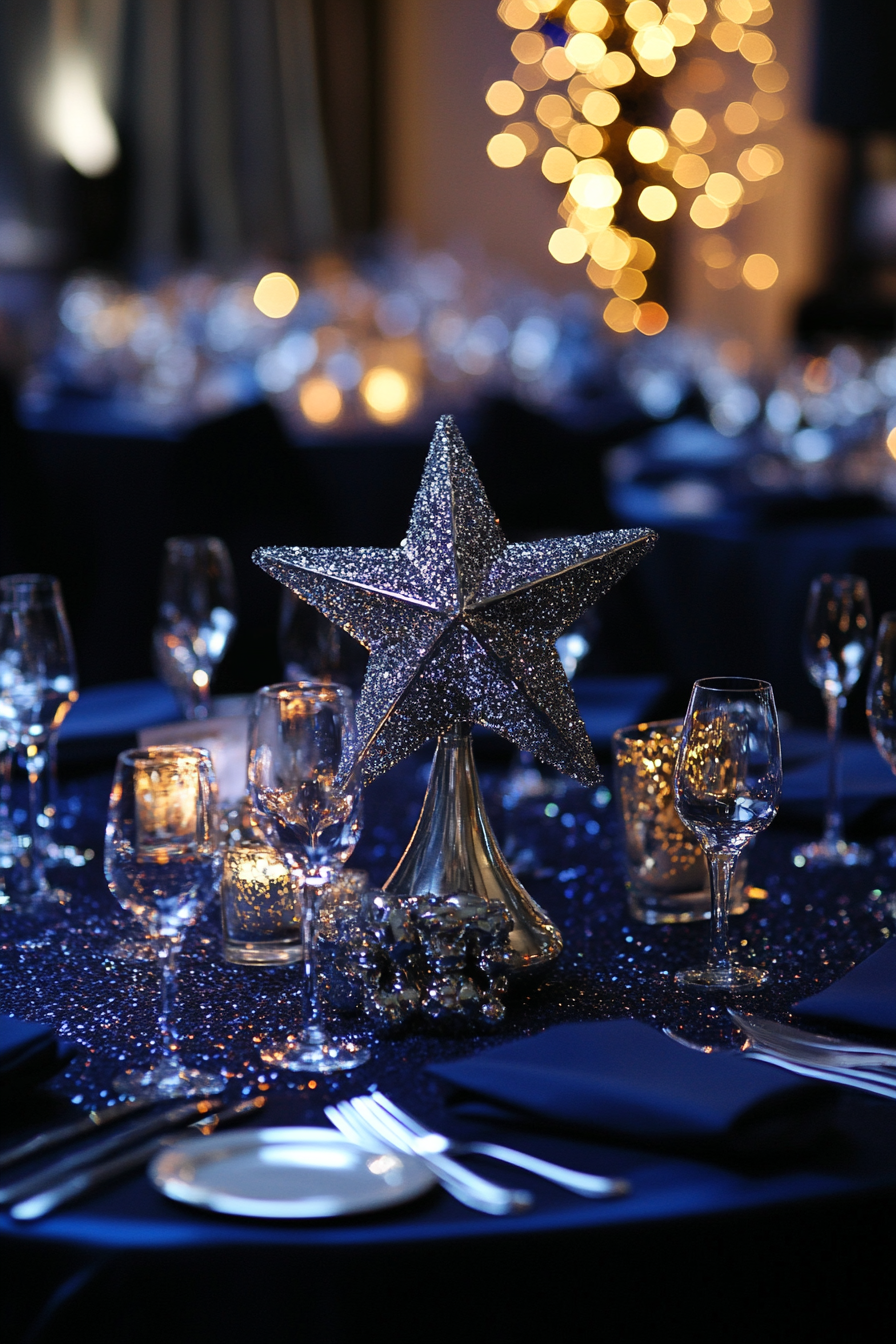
254, 416, 656, 785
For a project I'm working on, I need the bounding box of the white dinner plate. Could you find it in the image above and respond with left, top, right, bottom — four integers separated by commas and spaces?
149, 1126, 436, 1219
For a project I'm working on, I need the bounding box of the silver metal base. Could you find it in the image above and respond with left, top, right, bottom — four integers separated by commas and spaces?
384, 724, 562, 975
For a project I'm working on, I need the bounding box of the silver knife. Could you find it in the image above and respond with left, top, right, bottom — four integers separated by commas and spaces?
0, 1095, 224, 1207
0, 1099, 153, 1171
9, 1096, 266, 1221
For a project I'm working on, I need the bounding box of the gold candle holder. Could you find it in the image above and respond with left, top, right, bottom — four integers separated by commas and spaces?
612, 719, 748, 925
221, 843, 301, 964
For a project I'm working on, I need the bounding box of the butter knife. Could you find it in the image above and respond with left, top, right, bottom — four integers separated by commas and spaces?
0, 1095, 223, 1207
0, 1099, 153, 1172
10, 1096, 266, 1221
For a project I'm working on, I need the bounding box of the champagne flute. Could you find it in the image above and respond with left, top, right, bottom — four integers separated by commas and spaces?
795, 574, 872, 866
673, 677, 782, 990
0, 575, 78, 901
105, 746, 225, 1098
248, 682, 369, 1073
153, 537, 238, 720
866, 612, 896, 857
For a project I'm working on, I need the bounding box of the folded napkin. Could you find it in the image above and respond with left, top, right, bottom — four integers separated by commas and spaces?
430, 1020, 826, 1142
794, 938, 896, 1035
0, 1017, 70, 1093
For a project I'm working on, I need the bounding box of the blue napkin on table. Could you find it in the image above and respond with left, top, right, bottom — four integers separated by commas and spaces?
429, 1019, 826, 1141
794, 938, 896, 1035
0, 1017, 70, 1093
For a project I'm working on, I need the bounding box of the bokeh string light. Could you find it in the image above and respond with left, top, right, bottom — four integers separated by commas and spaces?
492, 0, 787, 333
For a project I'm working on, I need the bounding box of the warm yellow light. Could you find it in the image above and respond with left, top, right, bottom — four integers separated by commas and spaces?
567, 1, 610, 33
603, 297, 639, 333
591, 228, 633, 269
711, 21, 743, 51
630, 237, 657, 270
753, 61, 788, 92
670, 108, 707, 145
299, 377, 342, 425
549, 228, 589, 263
587, 258, 620, 289
886, 427, 896, 460
638, 51, 677, 78
499, 1, 540, 32
752, 90, 785, 120
638, 184, 677, 221
514, 61, 548, 91
43, 49, 120, 177
487, 133, 527, 167
360, 366, 412, 423
737, 143, 782, 181
506, 121, 541, 155
628, 127, 669, 163
741, 252, 778, 289
633, 27, 675, 60
485, 80, 525, 116
542, 146, 578, 182
565, 32, 607, 71
590, 51, 637, 88
626, 1, 663, 30
668, 0, 707, 20
662, 14, 696, 46
700, 235, 736, 268
253, 273, 299, 319
705, 172, 743, 207
542, 46, 575, 80
567, 124, 604, 157
569, 171, 621, 209
724, 101, 760, 134
739, 31, 774, 63
613, 268, 648, 300
673, 153, 709, 188
511, 31, 545, 62
634, 301, 669, 335
192, 669, 209, 688
690, 195, 729, 228
718, 0, 751, 20
573, 203, 615, 232
536, 94, 573, 128
687, 57, 725, 92
582, 89, 620, 126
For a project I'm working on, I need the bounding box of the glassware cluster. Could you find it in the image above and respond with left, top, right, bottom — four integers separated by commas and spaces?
153, 536, 238, 720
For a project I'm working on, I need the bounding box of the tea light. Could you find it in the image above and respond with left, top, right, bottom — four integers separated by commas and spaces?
134, 755, 201, 855
221, 844, 301, 965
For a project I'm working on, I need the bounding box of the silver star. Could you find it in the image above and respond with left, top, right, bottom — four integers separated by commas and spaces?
254, 416, 656, 785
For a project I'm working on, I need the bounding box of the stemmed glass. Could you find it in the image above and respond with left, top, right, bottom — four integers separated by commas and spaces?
105, 746, 225, 1098
248, 682, 369, 1073
866, 612, 896, 857
673, 677, 782, 990
0, 575, 78, 902
153, 537, 238, 720
796, 574, 873, 866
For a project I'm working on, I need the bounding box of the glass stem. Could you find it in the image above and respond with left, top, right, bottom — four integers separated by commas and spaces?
300, 869, 327, 1043
823, 691, 845, 849
23, 744, 49, 892
157, 939, 181, 1065
707, 849, 736, 971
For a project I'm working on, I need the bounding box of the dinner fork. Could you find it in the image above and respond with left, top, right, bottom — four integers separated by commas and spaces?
364, 1092, 629, 1199
325, 1098, 532, 1215
728, 1011, 896, 1070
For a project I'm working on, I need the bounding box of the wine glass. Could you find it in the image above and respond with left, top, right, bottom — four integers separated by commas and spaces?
795, 574, 873, 866
673, 677, 782, 990
105, 745, 225, 1098
0, 575, 78, 901
866, 612, 896, 857
248, 682, 369, 1073
279, 590, 367, 690
153, 537, 238, 720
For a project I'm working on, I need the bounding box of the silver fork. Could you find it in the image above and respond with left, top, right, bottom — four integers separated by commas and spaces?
366, 1092, 629, 1199
728, 1011, 896, 1070
325, 1098, 532, 1215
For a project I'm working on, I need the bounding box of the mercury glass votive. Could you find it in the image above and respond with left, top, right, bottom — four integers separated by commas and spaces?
221, 843, 301, 964
612, 719, 748, 924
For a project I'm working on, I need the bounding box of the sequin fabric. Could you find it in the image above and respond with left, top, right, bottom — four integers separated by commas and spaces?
0, 765, 892, 1112
253, 416, 656, 786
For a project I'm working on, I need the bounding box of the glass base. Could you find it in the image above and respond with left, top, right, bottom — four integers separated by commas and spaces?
223, 939, 303, 966
628, 884, 749, 925
675, 963, 769, 990
792, 838, 872, 868
113, 1063, 227, 1100
260, 1031, 370, 1074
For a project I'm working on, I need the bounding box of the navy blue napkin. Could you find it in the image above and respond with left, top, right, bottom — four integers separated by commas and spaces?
430, 1020, 825, 1140
0, 1017, 69, 1092
794, 938, 896, 1034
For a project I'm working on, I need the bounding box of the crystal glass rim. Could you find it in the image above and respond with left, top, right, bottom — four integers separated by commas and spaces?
612, 716, 683, 747
117, 744, 214, 767
255, 680, 354, 706
0, 573, 61, 596
811, 572, 868, 586
692, 675, 772, 694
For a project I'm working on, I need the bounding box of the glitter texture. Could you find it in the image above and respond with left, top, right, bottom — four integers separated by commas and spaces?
254, 415, 656, 786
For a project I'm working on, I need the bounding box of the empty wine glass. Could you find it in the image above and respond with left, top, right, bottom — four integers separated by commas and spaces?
153, 537, 238, 720
673, 677, 782, 990
249, 682, 369, 1073
0, 575, 78, 901
866, 612, 896, 857
796, 574, 873, 867
105, 746, 225, 1098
